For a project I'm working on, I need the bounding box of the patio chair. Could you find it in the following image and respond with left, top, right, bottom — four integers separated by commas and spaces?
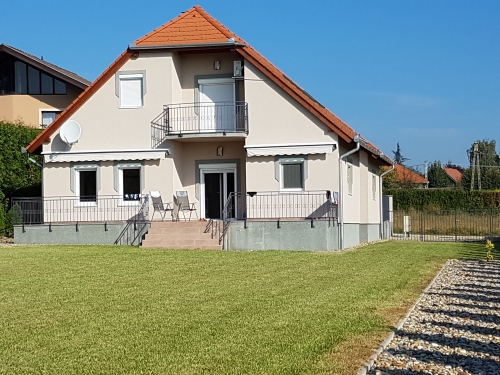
150, 191, 174, 221
176, 191, 198, 221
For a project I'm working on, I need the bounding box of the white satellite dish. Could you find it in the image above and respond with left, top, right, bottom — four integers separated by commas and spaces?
59, 120, 81, 146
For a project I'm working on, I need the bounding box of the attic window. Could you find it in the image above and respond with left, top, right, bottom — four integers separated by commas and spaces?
119, 73, 144, 108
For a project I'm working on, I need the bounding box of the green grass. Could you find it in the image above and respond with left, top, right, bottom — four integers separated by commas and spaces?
0, 242, 496, 375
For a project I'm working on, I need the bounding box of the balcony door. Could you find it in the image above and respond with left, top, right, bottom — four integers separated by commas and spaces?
200, 163, 236, 220
198, 78, 235, 132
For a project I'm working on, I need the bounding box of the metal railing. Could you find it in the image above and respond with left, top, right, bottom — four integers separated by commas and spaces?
391, 209, 500, 242
222, 191, 338, 221
11, 195, 150, 225
151, 101, 248, 147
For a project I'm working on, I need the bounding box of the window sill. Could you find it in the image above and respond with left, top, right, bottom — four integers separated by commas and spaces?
119, 106, 143, 109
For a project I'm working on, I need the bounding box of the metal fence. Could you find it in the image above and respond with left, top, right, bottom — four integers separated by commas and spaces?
222, 191, 338, 221
151, 102, 248, 147
391, 209, 500, 242
11, 195, 149, 225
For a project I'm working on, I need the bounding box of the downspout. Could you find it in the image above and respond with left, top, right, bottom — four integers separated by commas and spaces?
379, 161, 395, 240
338, 134, 360, 250
21, 147, 42, 168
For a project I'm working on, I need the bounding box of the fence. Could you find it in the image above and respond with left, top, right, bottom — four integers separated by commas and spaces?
223, 191, 338, 221
391, 209, 500, 242
11, 195, 149, 225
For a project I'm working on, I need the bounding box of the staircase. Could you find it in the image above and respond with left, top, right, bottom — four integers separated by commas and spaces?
141, 221, 222, 250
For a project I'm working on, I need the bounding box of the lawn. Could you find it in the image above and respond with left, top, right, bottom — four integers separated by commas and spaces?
0, 242, 495, 375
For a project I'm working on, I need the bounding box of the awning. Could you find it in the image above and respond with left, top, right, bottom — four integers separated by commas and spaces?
43, 149, 170, 163
245, 142, 336, 157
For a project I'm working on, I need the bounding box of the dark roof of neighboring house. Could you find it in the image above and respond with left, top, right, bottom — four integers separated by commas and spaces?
0, 43, 91, 89
384, 164, 428, 184
25, 6, 393, 165
444, 168, 462, 183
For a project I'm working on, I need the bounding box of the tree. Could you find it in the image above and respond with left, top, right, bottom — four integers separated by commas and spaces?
465, 139, 500, 190
392, 142, 409, 165
427, 161, 452, 188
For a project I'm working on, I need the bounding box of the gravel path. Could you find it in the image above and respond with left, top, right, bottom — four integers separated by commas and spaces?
367, 259, 500, 375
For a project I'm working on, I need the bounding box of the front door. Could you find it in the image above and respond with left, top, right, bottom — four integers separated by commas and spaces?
199, 78, 235, 132
200, 167, 236, 219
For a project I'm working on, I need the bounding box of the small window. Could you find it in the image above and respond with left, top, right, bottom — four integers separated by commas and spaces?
119, 74, 143, 108
347, 158, 353, 195
41, 111, 61, 128
281, 162, 304, 191
78, 170, 97, 202
122, 168, 141, 201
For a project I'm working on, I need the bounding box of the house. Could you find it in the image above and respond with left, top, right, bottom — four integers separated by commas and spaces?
443, 167, 462, 186
16, 6, 393, 250
384, 164, 428, 189
0, 44, 90, 128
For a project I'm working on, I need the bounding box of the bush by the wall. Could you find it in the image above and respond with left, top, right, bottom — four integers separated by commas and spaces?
0, 121, 42, 237
385, 189, 500, 210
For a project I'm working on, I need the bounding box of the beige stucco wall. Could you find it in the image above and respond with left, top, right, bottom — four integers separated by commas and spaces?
0, 83, 81, 126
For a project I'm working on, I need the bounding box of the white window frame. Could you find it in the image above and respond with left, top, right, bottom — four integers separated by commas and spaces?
118, 163, 142, 206
119, 73, 144, 109
347, 158, 353, 196
280, 159, 305, 192
40, 108, 62, 128
74, 164, 98, 207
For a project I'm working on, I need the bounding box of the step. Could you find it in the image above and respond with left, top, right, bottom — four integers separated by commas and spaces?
145, 233, 216, 242
147, 226, 212, 235
150, 221, 209, 229
141, 239, 222, 250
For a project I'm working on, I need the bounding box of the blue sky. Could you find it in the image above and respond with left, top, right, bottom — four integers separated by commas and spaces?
3, 0, 499, 169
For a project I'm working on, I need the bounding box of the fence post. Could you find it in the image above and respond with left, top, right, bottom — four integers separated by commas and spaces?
490, 209, 493, 240
454, 209, 457, 243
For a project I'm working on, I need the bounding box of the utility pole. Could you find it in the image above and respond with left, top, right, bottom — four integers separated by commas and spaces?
470, 142, 481, 190
424, 161, 429, 189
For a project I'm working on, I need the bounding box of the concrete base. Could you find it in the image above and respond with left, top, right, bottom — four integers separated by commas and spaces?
14, 222, 150, 246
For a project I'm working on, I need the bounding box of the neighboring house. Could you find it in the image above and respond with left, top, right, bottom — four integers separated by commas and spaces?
17, 6, 393, 250
385, 164, 428, 188
0, 44, 90, 128
443, 167, 462, 186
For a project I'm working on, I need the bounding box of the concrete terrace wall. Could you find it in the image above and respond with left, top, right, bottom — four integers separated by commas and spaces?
14, 222, 150, 245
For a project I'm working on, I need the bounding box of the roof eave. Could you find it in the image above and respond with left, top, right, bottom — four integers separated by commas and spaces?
129, 42, 246, 51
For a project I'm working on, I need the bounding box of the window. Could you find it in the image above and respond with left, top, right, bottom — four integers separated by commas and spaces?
75, 167, 97, 203
347, 157, 353, 195
41, 111, 61, 128
11, 60, 66, 95
372, 169, 377, 200
119, 74, 143, 108
279, 158, 305, 191
116, 163, 142, 204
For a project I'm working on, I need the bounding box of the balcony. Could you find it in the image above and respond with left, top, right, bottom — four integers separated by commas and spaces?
151, 101, 248, 147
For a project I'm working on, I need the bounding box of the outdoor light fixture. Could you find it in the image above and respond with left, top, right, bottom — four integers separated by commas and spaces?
217, 146, 223, 156
214, 60, 221, 70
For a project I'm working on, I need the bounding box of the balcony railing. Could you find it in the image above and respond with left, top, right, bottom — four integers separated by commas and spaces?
152, 101, 248, 147
222, 191, 338, 221
11, 195, 149, 225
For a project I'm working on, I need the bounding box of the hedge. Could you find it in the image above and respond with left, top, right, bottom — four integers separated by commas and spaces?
0, 121, 42, 237
385, 189, 500, 210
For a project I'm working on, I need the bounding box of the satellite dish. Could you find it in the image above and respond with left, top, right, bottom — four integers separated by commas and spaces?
59, 120, 81, 146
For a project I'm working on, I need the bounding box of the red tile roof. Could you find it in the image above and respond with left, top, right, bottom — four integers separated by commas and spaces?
444, 168, 462, 182
384, 164, 428, 185
26, 6, 393, 166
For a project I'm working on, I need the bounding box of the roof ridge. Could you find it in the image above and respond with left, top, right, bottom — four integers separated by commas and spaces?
134, 7, 198, 45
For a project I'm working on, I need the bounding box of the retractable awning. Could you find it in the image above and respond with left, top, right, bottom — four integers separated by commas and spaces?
244, 142, 336, 157
42, 149, 170, 163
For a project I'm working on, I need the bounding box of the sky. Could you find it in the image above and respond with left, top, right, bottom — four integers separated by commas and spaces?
3, 0, 499, 170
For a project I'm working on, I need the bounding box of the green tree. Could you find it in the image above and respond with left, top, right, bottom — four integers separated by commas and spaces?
392, 142, 409, 165
427, 161, 452, 188
464, 139, 500, 190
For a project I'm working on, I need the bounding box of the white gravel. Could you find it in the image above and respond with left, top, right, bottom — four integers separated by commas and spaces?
368, 259, 500, 375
